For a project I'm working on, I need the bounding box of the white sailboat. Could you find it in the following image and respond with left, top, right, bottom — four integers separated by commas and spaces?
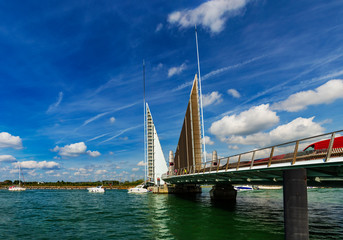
9, 162, 26, 191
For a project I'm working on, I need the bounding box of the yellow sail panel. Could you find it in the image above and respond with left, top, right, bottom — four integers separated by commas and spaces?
174, 74, 202, 172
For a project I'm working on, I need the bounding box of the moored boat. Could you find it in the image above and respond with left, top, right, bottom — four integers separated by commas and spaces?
87, 186, 105, 193
9, 162, 26, 191
128, 184, 150, 193
234, 185, 254, 191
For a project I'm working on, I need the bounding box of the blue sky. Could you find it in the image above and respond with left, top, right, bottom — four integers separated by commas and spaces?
1, 0, 343, 182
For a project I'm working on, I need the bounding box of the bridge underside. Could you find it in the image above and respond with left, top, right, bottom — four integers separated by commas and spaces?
163, 158, 343, 187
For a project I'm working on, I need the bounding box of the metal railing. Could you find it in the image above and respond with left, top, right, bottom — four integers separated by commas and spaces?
164, 130, 343, 178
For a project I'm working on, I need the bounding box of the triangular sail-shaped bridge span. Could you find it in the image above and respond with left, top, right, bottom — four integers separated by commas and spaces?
174, 74, 202, 173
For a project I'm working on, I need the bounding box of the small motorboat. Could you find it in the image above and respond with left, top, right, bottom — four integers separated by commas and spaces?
128, 184, 150, 193
87, 186, 105, 193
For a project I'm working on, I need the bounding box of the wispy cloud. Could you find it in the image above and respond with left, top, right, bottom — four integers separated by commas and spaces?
155, 23, 163, 32
168, 63, 187, 78
168, 0, 250, 34
47, 92, 63, 113
174, 56, 265, 92
202, 55, 266, 80
99, 125, 141, 145
227, 89, 241, 98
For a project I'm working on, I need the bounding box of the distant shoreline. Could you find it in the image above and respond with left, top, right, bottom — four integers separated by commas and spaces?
0, 186, 131, 190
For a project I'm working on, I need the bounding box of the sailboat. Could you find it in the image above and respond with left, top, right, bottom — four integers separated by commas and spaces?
9, 162, 26, 191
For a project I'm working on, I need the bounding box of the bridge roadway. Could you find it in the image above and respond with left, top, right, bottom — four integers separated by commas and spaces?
163, 131, 343, 187
162, 156, 343, 187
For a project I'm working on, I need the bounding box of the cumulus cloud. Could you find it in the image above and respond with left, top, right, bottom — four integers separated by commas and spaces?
0, 155, 16, 162
202, 91, 223, 107
13, 161, 60, 169
0, 132, 23, 149
95, 170, 107, 175
86, 150, 101, 157
132, 168, 139, 172
168, 63, 187, 78
272, 79, 343, 112
209, 104, 279, 138
203, 136, 214, 145
227, 89, 241, 98
168, 0, 249, 34
47, 91, 63, 113
226, 117, 324, 147
53, 142, 100, 158
137, 161, 146, 166
228, 145, 239, 150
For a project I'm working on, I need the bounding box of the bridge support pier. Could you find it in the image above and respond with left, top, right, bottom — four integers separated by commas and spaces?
173, 184, 202, 194
283, 168, 309, 240
210, 184, 237, 202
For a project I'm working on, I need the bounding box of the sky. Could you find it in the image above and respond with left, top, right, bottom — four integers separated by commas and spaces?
1, 0, 343, 182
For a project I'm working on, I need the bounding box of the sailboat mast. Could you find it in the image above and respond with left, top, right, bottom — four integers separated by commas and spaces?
195, 25, 206, 162
18, 162, 21, 187
143, 60, 147, 183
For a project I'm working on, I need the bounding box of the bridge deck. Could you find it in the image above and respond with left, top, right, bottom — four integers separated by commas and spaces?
163, 131, 343, 187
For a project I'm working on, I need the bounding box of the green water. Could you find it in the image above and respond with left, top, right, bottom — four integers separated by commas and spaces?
0, 188, 342, 239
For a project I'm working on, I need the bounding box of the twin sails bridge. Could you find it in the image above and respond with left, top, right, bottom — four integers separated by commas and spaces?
144, 73, 343, 240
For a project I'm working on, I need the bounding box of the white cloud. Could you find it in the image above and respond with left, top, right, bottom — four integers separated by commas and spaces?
82, 112, 109, 127
203, 136, 214, 145
137, 161, 146, 166
86, 150, 101, 157
46, 170, 55, 174
0, 155, 16, 162
272, 79, 343, 112
53, 142, 100, 158
202, 91, 223, 107
153, 63, 164, 71
226, 117, 324, 147
155, 23, 163, 32
132, 168, 139, 172
209, 104, 279, 138
168, 0, 249, 34
0, 132, 23, 149
110, 117, 116, 124
13, 161, 60, 169
228, 145, 239, 150
227, 89, 241, 98
47, 91, 63, 113
168, 63, 187, 78
95, 170, 107, 175
28, 170, 37, 176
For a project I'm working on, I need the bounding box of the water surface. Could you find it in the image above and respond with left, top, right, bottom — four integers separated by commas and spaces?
0, 188, 342, 239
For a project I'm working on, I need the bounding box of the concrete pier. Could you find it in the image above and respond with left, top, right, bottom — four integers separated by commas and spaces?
210, 184, 237, 202
173, 184, 202, 194
283, 168, 309, 240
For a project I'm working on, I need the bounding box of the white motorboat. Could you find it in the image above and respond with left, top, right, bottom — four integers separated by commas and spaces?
9, 162, 26, 191
128, 184, 150, 193
87, 186, 105, 193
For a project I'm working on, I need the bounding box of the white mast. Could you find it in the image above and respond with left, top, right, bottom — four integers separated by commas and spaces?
18, 162, 21, 187
195, 25, 206, 162
143, 60, 147, 183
